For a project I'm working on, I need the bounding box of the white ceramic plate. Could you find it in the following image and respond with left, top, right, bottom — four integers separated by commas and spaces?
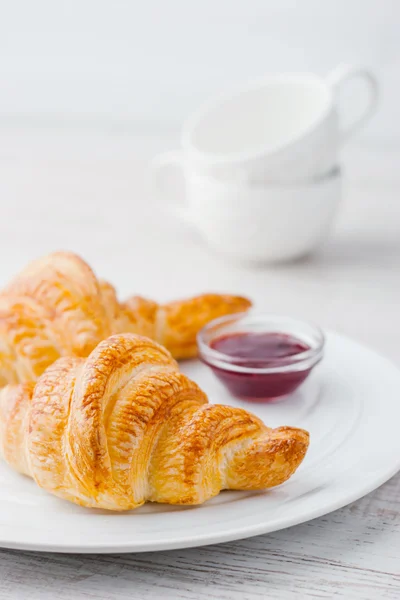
0, 331, 399, 553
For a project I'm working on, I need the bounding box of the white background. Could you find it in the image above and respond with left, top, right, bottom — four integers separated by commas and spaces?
0, 0, 398, 143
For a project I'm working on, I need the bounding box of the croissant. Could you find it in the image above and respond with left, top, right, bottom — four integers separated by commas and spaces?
0, 251, 251, 385
0, 333, 309, 510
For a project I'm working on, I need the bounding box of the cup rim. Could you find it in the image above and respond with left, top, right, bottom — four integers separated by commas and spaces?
182, 73, 333, 166
197, 311, 325, 374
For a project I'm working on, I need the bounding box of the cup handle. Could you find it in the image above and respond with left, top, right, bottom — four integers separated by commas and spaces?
325, 64, 379, 144
151, 151, 192, 223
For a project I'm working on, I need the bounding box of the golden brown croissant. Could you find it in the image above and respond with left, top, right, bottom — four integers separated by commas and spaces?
0, 251, 251, 385
0, 333, 309, 510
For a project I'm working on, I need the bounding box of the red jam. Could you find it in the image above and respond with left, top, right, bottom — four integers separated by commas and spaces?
207, 332, 312, 401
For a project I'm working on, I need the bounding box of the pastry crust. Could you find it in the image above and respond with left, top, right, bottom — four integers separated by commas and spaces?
0, 252, 251, 385
0, 333, 309, 510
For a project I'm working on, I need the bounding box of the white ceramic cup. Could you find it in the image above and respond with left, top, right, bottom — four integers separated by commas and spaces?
153, 64, 378, 184
156, 167, 342, 264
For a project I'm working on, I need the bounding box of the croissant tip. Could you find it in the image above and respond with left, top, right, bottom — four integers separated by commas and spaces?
224, 294, 252, 309
277, 426, 310, 456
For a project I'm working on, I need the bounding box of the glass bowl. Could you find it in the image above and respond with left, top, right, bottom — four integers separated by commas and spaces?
197, 312, 325, 402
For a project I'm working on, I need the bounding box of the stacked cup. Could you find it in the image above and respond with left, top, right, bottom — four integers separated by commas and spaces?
153, 64, 378, 263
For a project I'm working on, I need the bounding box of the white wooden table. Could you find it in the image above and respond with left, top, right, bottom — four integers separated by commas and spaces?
0, 127, 399, 599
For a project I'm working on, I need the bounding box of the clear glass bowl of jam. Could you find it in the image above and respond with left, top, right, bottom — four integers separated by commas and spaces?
197, 312, 324, 402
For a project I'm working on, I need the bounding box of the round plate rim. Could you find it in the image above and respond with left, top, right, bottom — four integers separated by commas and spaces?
0, 330, 399, 553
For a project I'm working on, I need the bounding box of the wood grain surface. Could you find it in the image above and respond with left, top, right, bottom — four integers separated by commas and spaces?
0, 130, 398, 599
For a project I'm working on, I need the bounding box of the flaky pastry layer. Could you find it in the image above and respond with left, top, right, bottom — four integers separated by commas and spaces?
0, 333, 309, 510
0, 251, 251, 384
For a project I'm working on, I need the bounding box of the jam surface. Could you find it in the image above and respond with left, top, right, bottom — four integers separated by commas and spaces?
211, 332, 309, 366
207, 331, 312, 402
